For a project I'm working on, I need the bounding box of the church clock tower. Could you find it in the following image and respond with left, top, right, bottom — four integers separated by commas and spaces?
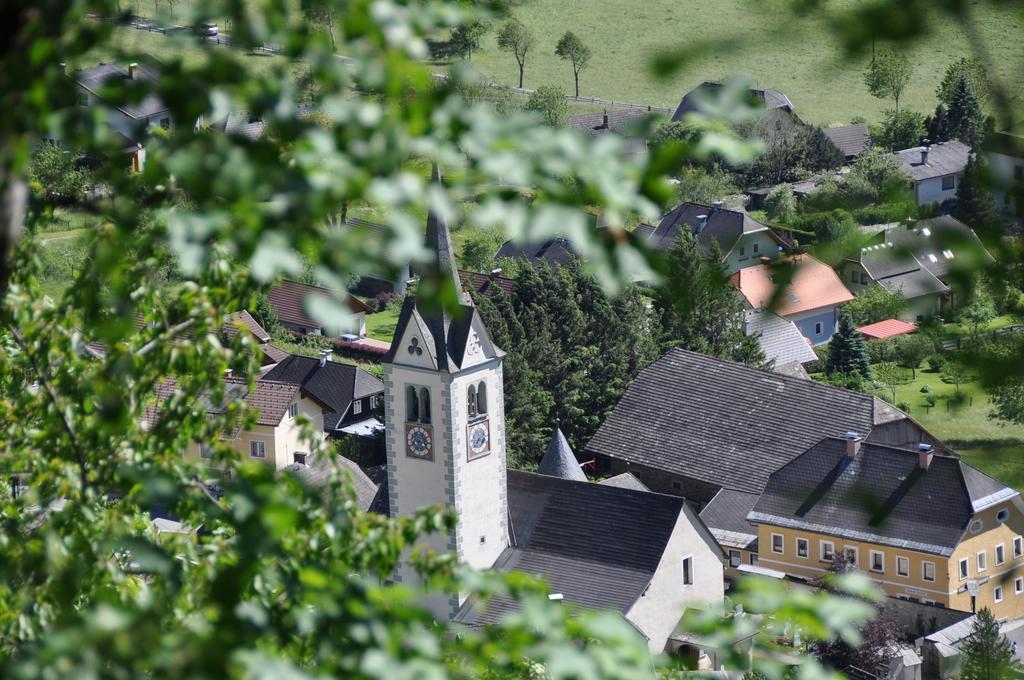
380, 167, 509, 619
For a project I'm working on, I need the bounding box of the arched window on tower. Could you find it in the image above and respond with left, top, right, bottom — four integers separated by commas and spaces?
419, 387, 431, 423
476, 381, 487, 415
406, 386, 418, 422
468, 384, 478, 418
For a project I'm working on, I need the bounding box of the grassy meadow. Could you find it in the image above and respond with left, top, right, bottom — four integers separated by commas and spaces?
466, 0, 1024, 125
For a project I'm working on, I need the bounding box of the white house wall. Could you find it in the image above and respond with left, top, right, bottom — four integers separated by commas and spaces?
726, 232, 782, 273
914, 175, 959, 206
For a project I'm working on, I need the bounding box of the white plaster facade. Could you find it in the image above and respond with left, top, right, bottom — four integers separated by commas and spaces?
913, 174, 960, 206
724, 231, 782, 273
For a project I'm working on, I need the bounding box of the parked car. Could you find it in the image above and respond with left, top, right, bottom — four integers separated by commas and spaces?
195, 22, 219, 36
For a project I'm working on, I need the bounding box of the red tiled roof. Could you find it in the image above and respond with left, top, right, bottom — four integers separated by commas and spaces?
856, 319, 918, 340
268, 280, 369, 331
729, 254, 854, 317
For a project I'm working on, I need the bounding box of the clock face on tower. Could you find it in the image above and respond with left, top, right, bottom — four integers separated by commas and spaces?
405, 423, 433, 460
467, 420, 490, 460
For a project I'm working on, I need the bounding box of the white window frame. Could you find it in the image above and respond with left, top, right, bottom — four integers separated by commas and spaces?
1016, 577, 1023, 595
996, 543, 1006, 566
995, 585, 1004, 604
959, 558, 969, 580
869, 550, 885, 574
353, 400, 362, 416
923, 561, 936, 582
820, 540, 835, 562
293, 451, 307, 465
682, 555, 694, 587
844, 546, 858, 566
796, 537, 809, 559
771, 533, 784, 555
370, 395, 377, 409
977, 550, 988, 573
249, 440, 266, 459
1016, 536, 1023, 558
896, 556, 909, 578
288, 402, 298, 419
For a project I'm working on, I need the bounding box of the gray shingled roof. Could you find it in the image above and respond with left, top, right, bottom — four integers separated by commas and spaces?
73, 61, 169, 120
885, 216, 995, 281
568, 108, 654, 136
262, 354, 383, 431
823, 123, 871, 159
894, 141, 970, 182
287, 454, 381, 511
672, 82, 794, 121
537, 427, 586, 481
493, 238, 579, 269
749, 438, 1016, 556
454, 470, 687, 626
699, 488, 760, 549
584, 349, 922, 494
852, 243, 950, 299
599, 472, 649, 492
647, 202, 773, 258
744, 309, 817, 365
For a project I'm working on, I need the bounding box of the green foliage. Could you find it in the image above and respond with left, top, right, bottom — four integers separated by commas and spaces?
474, 262, 660, 468
958, 288, 998, 338
674, 166, 740, 206
524, 84, 569, 127
29, 144, 89, 204
459, 229, 505, 271
252, 291, 281, 336
843, 284, 907, 326
763, 184, 797, 222
870, 108, 925, 151
938, 76, 985, 148
741, 122, 844, 186
826, 313, 872, 380
803, 151, 909, 212
497, 18, 535, 87
864, 47, 912, 112
960, 607, 1015, 680
941, 358, 973, 393
450, 20, 491, 59
893, 333, 933, 378
873, 361, 910, 403
554, 31, 590, 97
954, 155, 1002, 236
937, 57, 991, 108
655, 231, 766, 366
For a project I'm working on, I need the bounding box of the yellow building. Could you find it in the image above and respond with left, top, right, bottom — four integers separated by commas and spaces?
747, 434, 1024, 620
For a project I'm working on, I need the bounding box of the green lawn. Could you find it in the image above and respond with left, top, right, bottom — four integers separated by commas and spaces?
868, 366, 1024, 491
364, 309, 401, 343
465, 0, 1024, 125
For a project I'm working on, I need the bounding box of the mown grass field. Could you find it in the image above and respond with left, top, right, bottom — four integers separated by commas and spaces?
466, 0, 1024, 125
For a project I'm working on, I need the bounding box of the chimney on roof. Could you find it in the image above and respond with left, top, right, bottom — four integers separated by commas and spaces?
845, 431, 862, 457
224, 368, 233, 378
696, 214, 708, 234
319, 348, 331, 367
920, 140, 930, 165
602, 109, 609, 129
918, 442, 934, 470
489, 268, 502, 279
128, 62, 138, 79
712, 200, 724, 212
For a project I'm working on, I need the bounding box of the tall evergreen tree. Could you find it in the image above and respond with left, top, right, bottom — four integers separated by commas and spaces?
655, 232, 766, 366
954, 155, 1002, 236
825, 313, 872, 380
943, 76, 985, 148
960, 607, 1014, 680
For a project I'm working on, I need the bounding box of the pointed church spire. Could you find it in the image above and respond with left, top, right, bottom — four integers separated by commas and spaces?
425, 164, 469, 305
537, 425, 587, 482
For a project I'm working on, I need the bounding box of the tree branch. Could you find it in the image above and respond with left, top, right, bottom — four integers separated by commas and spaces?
135, 319, 195, 357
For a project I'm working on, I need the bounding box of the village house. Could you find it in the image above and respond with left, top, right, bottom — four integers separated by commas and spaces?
749, 435, 1024, 620
742, 308, 818, 368
823, 122, 871, 161
268, 279, 370, 338
893, 141, 970, 207
379, 169, 725, 656
672, 82, 795, 121
585, 349, 946, 574
68, 59, 172, 172
984, 130, 1024, 218
643, 201, 788, 273
840, 242, 950, 322
730, 253, 854, 344
567, 108, 656, 158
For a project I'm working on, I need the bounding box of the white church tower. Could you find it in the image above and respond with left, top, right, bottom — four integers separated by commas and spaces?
380, 167, 510, 619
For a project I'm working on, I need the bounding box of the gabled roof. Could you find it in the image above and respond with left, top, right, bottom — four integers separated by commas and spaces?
730, 254, 854, 316
647, 202, 773, 258
748, 438, 1017, 556
454, 470, 687, 626
854, 243, 950, 299
459, 269, 515, 297
72, 60, 169, 120
154, 376, 311, 427
537, 427, 586, 481
287, 454, 382, 512
494, 238, 579, 269
672, 81, 794, 121
584, 348, 928, 494
268, 280, 370, 331
856, 319, 918, 340
262, 354, 383, 431
699, 488, 760, 549
884, 216, 995, 281
599, 472, 649, 492
208, 111, 267, 140
744, 308, 817, 365
894, 141, 970, 182
226, 311, 271, 343
568, 108, 654, 136
823, 123, 871, 159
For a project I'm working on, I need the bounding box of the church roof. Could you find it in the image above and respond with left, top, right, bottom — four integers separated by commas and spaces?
382, 166, 504, 371
536, 427, 586, 481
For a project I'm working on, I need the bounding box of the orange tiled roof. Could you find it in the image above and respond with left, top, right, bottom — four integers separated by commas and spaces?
730, 254, 854, 317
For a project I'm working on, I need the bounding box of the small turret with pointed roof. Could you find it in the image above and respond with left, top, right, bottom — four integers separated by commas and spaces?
424, 164, 470, 306
537, 424, 587, 482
